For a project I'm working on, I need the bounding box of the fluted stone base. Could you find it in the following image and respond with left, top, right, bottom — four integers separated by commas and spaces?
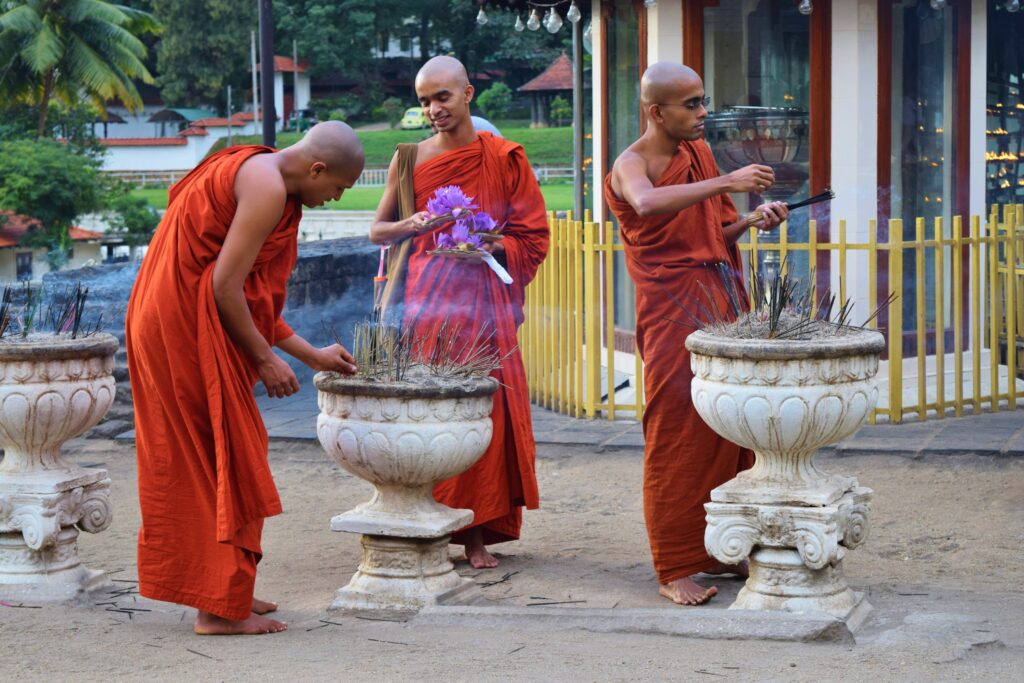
0, 528, 108, 602
733, 547, 862, 617
330, 535, 481, 612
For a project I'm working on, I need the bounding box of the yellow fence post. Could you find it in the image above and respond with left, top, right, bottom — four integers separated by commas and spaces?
934, 216, 945, 417
915, 217, 926, 420
572, 218, 584, 418
953, 215, 964, 417
584, 220, 600, 418
972, 215, 983, 412
988, 213, 1001, 411
1006, 206, 1018, 409
888, 219, 904, 423
604, 221, 617, 421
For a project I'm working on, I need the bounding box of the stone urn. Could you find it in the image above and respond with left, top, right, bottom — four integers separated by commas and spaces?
0, 333, 118, 601
686, 328, 885, 620
315, 368, 497, 612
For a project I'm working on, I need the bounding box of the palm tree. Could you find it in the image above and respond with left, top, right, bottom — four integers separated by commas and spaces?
0, 1, 159, 137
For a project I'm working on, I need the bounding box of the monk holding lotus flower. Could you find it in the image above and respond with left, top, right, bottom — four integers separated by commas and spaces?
370, 56, 548, 569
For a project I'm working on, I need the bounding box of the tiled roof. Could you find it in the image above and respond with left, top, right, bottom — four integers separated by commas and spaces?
519, 53, 573, 92
259, 55, 308, 73
0, 212, 104, 247
192, 113, 249, 128
100, 137, 187, 146
179, 126, 209, 136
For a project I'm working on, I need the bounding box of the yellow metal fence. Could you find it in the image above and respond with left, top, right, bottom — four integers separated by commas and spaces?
519, 205, 1024, 424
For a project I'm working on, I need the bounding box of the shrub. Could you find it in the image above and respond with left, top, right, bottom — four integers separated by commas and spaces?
476, 82, 513, 120
550, 95, 572, 126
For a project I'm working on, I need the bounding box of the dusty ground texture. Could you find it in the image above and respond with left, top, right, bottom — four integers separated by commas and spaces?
3, 438, 1023, 681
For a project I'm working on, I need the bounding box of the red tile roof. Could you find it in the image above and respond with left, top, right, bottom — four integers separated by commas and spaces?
191, 113, 249, 128
0, 212, 104, 248
179, 126, 209, 136
259, 55, 308, 73
100, 137, 187, 146
519, 53, 573, 92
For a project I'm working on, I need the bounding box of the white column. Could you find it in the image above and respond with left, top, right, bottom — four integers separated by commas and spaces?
274, 72, 285, 132
590, 0, 606, 221
969, 0, 987, 351
647, 0, 682, 64
830, 0, 879, 319
296, 74, 312, 111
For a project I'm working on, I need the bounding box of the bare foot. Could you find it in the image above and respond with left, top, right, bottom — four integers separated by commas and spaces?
705, 559, 749, 579
194, 610, 288, 635
659, 576, 718, 606
464, 528, 499, 569
251, 597, 278, 615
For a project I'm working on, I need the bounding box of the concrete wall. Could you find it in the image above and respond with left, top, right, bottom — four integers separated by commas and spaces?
102, 136, 218, 172
41, 237, 379, 383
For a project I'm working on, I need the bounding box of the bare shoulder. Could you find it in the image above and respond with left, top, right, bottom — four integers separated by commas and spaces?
415, 136, 442, 167
235, 154, 286, 201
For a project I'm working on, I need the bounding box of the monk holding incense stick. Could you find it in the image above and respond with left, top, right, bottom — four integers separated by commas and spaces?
126, 122, 363, 635
604, 62, 788, 606
370, 56, 548, 569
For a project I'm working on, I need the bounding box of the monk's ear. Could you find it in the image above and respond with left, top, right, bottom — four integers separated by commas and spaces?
309, 161, 327, 178
463, 83, 475, 104
647, 103, 664, 124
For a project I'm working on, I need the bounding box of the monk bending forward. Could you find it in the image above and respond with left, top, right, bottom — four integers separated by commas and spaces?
370, 56, 549, 569
126, 122, 363, 634
605, 62, 789, 606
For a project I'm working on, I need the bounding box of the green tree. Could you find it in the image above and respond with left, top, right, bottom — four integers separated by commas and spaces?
549, 95, 571, 126
149, 0, 254, 108
0, 139, 104, 270
0, 0, 159, 137
104, 183, 160, 246
476, 82, 512, 120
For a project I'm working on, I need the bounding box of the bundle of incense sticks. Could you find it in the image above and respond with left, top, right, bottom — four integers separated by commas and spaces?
744, 188, 836, 228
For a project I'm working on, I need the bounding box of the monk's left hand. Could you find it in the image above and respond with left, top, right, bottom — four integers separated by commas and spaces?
480, 236, 505, 254
754, 201, 788, 231
310, 344, 358, 374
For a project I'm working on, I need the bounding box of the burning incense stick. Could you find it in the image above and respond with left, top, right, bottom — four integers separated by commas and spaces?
744, 188, 836, 228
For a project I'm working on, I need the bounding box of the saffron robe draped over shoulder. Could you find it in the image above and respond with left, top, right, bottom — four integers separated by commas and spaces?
404, 132, 549, 545
604, 139, 753, 584
125, 145, 300, 620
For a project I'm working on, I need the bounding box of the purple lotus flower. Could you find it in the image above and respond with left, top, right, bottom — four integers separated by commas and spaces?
466, 211, 498, 234
427, 185, 478, 218
435, 232, 457, 249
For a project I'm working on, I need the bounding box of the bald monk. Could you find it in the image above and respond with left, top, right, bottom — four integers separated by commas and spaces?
126, 122, 363, 635
370, 56, 549, 569
605, 62, 789, 605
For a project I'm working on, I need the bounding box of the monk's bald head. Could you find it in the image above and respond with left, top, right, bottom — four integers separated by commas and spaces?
416, 55, 470, 91
288, 120, 364, 208
640, 62, 702, 108
296, 120, 364, 172
415, 55, 475, 135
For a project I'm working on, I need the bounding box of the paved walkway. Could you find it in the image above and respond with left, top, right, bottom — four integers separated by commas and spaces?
257, 383, 1024, 457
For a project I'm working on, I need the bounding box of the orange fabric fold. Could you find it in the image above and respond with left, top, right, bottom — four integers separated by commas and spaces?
604, 140, 753, 584
404, 132, 549, 545
126, 145, 300, 619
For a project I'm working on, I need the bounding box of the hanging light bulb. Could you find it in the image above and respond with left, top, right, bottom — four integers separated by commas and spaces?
929, 0, 946, 9
582, 20, 593, 54
567, 1, 582, 23
546, 7, 563, 33
527, 8, 541, 31
514, 14, 525, 31
798, 0, 812, 15
476, 6, 488, 26
1006, 0, 1020, 12
643, 0, 656, 7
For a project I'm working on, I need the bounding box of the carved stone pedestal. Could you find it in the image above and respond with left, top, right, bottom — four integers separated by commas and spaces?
316, 370, 498, 613
705, 487, 871, 619
0, 334, 118, 602
687, 329, 885, 621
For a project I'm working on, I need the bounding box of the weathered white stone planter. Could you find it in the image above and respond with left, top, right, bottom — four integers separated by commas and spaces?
686, 328, 884, 620
0, 333, 118, 601
315, 369, 497, 612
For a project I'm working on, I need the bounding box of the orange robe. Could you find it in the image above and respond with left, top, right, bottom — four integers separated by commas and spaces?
126, 146, 299, 620
404, 132, 549, 545
604, 140, 754, 584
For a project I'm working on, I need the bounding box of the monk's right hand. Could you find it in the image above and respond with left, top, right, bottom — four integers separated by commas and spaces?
257, 354, 300, 398
406, 211, 431, 236
726, 164, 775, 194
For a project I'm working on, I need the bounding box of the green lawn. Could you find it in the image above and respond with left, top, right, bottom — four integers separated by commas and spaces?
131, 182, 574, 212
205, 124, 573, 167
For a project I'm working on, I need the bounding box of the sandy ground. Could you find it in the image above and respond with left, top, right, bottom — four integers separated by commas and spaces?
3, 438, 1023, 681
